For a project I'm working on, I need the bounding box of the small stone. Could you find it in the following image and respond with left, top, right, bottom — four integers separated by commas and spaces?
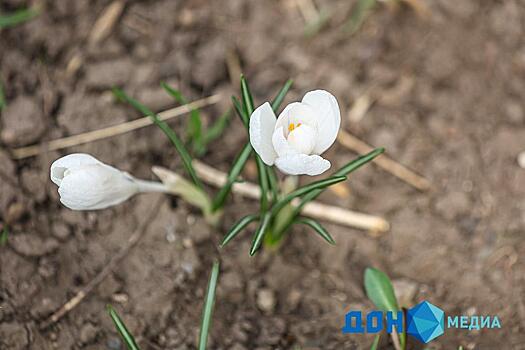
79, 323, 98, 344
517, 152, 525, 169
256, 288, 276, 314
5, 201, 26, 224
285, 288, 302, 311
52, 222, 71, 241
392, 279, 418, 308
107, 337, 122, 350
10, 234, 59, 257
21, 170, 47, 202
1, 96, 46, 146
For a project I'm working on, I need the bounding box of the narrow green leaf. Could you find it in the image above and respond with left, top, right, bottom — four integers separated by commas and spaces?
249, 213, 271, 256
266, 167, 279, 202
0, 226, 8, 246
270, 79, 293, 112
364, 268, 405, 347
364, 267, 399, 312
334, 147, 385, 177
113, 88, 204, 190
220, 214, 259, 247
240, 75, 255, 115
231, 96, 248, 127
212, 142, 252, 211
255, 155, 270, 211
203, 109, 231, 145
271, 175, 347, 215
198, 261, 220, 350
370, 335, 380, 350
0, 8, 39, 29
161, 82, 204, 154
107, 305, 141, 350
0, 80, 5, 110
295, 217, 335, 245
345, 0, 377, 34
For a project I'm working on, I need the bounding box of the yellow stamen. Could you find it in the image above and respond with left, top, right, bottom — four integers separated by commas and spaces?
288, 122, 302, 132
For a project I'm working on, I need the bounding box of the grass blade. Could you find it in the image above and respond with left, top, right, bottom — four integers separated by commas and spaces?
255, 155, 270, 210
364, 267, 399, 312
0, 8, 39, 29
198, 261, 220, 350
113, 88, 204, 190
370, 335, 380, 350
344, 0, 377, 34
271, 79, 293, 112
0, 80, 5, 110
240, 75, 255, 115
161, 82, 204, 154
295, 217, 335, 245
107, 305, 141, 350
232, 96, 248, 127
220, 214, 259, 247
212, 142, 252, 211
271, 175, 347, 214
249, 213, 271, 256
333, 147, 385, 177
0, 225, 8, 246
203, 109, 231, 145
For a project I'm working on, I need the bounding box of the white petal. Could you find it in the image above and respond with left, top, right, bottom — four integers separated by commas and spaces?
302, 90, 341, 155
275, 102, 318, 137
275, 154, 331, 176
58, 164, 138, 210
287, 124, 317, 154
272, 127, 297, 158
249, 102, 277, 165
50, 153, 102, 186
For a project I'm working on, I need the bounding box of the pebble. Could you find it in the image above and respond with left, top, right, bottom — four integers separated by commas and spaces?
9, 233, 59, 257
52, 222, 71, 241
1, 96, 46, 146
517, 151, 525, 169
79, 323, 98, 344
392, 279, 418, 308
256, 288, 276, 314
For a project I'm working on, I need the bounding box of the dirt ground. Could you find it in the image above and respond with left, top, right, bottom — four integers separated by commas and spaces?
1, 0, 525, 349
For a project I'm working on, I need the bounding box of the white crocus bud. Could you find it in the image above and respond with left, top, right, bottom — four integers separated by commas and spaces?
50, 153, 168, 210
249, 90, 341, 176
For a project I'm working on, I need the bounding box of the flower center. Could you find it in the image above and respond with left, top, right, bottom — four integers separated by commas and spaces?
288, 122, 301, 133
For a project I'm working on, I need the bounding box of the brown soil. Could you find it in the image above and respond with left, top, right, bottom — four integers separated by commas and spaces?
1, 0, 525, 349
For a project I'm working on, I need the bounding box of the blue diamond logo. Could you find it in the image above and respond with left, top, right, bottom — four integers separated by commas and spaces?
406, 301, 445, 343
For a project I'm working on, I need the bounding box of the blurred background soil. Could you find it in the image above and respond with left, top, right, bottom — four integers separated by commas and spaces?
1, 0, 525, 349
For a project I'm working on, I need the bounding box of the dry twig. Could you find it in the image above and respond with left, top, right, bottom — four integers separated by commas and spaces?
191, 161, 390, 232
88, 0, 126, 45
337, 130, 431, 191
11, 94, 221, 159
39, 198, 164, 329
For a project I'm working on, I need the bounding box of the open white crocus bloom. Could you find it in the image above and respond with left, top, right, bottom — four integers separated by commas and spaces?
249, 90, 340, 176
50, 153, 168, 210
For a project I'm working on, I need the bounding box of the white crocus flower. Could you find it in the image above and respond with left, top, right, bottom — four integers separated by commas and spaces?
249, 90, 341, 176
50, 153, 168, 210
